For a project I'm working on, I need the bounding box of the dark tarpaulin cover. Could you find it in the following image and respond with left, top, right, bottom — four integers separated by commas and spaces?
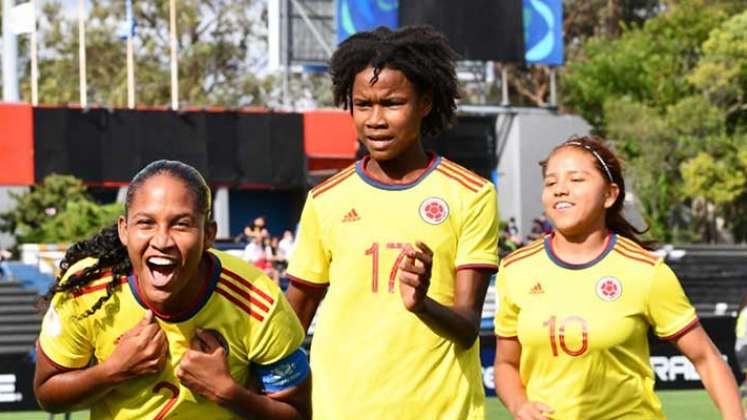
33, 107, 305, 189
399, 0, 525, 63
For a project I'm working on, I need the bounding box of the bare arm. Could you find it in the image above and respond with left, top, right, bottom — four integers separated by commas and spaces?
34, 311, 168, 412
397, 241, 490, 348
34, 351, 119, 413
674, 325, 743, 420
493, 337, 553, 420
177, 330, 311, 419
286, 281, 326, 332
218, 375, 311, 420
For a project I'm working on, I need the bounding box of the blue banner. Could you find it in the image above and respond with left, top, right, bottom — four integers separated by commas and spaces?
523, 0, 563, 65
336, 0, 399, 44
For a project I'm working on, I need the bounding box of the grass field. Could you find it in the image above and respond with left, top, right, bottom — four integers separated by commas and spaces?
483, 390, 720, 419
0, 390, 721, 419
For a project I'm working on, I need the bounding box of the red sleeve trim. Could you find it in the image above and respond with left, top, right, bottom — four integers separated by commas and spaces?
456, 264, 498, 273
441, 159, 489, 184
287, 274, 329, 289
215, 287, 265, 322
310, 165, 355, 193
311, 169, 356, 198
438, 163, 484, 187
36, 341, 79, 373
434, 168, 479, 192
71, 275, 128, 298
497, 335, 519, 341
612, 247, 657, 266
660, 318, 700, 341
504, 247, 544, 268
221, 267, 275, 305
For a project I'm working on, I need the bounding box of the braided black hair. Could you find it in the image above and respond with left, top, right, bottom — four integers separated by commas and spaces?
46, 223, 131, 319
45, 160, 212, 318
329, 25, 460, 137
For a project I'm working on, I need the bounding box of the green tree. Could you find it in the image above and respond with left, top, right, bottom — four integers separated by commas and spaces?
688, 9, 747, 126
560, 0, 747, 243
37, 200, 122, 243
0, 175, 88, 243
0, 174, 122, 244
562, 0, 726, 129
22, 0, 276, 107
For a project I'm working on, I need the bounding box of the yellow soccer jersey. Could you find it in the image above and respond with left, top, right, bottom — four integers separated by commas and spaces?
494, 234, 698, 419
287, 154, 499, 419
38, 249, 307, 420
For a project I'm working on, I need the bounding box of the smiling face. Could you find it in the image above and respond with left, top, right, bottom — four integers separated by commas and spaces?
541, 147, 620, 238
352, 66, 432, 162
118, 173, 216, 312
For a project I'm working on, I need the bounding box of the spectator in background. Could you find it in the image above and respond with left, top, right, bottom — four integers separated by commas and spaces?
0, 249, 11, 281
736, 292, 747, 407
243, 236, 265, 265
262, 237, 280, 286
527, 217, 545, 241
539, 212, 553, 234
277, 230, 295, 262
507, 217, 519, 237
234, 216, 270, 244
500, 220, 521, 257
243, 236, 279, 286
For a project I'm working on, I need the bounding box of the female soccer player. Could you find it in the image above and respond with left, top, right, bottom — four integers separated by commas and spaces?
285, 26, 498, 418
735, 292, 747, 406
34, 160, 311, 419
493, 137, 743, 419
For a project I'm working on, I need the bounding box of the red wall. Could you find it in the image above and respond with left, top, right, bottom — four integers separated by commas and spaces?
0, 106, 359, 186
0, 104, 34, 185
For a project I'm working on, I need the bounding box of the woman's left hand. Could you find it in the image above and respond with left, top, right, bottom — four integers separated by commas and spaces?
398, 241, 433, 313
176, 329, 238, 404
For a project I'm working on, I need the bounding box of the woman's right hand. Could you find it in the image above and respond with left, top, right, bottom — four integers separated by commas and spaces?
103, 310, 169, 382
512, 400, 554, 420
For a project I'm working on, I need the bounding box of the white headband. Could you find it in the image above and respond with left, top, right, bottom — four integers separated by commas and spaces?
565, 141, 614, 183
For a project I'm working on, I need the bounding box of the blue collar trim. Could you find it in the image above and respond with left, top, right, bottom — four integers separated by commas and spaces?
355, 153, 440, 191
544, 233, 617, 270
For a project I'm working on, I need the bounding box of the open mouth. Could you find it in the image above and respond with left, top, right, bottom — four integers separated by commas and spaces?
146, 256, 178, 288
554, 201, 574, 210
367, 136, 394, 146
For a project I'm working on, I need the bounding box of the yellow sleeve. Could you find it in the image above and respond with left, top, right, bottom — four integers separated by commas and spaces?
286, 193, 330, 285
493, 265, 519, 338
247, 292, 306, 364
646, 262, 698, 339
455, 184, 499, 270
38, 293, 93, 369
736, 308, 747, 340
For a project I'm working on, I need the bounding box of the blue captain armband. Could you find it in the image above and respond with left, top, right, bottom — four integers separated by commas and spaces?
253, 348, 310, 394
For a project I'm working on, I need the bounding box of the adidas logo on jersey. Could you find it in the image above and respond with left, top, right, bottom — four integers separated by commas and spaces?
342, 208, 360, 223
529, 282, 544, 294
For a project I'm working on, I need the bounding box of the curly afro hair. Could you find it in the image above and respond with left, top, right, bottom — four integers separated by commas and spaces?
329, 25, 460, 137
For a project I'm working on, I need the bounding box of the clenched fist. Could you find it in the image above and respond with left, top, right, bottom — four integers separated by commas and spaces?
104, 310, 169, 383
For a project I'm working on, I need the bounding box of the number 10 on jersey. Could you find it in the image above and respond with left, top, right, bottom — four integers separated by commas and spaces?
365, 242, 408, 293
544, 315, 589, 357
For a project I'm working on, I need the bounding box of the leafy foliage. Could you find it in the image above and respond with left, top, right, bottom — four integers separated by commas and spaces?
15, 0, 333, 109
37, 200, 123, 244
0, 175, 122, 244
562, 0, 747, 243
